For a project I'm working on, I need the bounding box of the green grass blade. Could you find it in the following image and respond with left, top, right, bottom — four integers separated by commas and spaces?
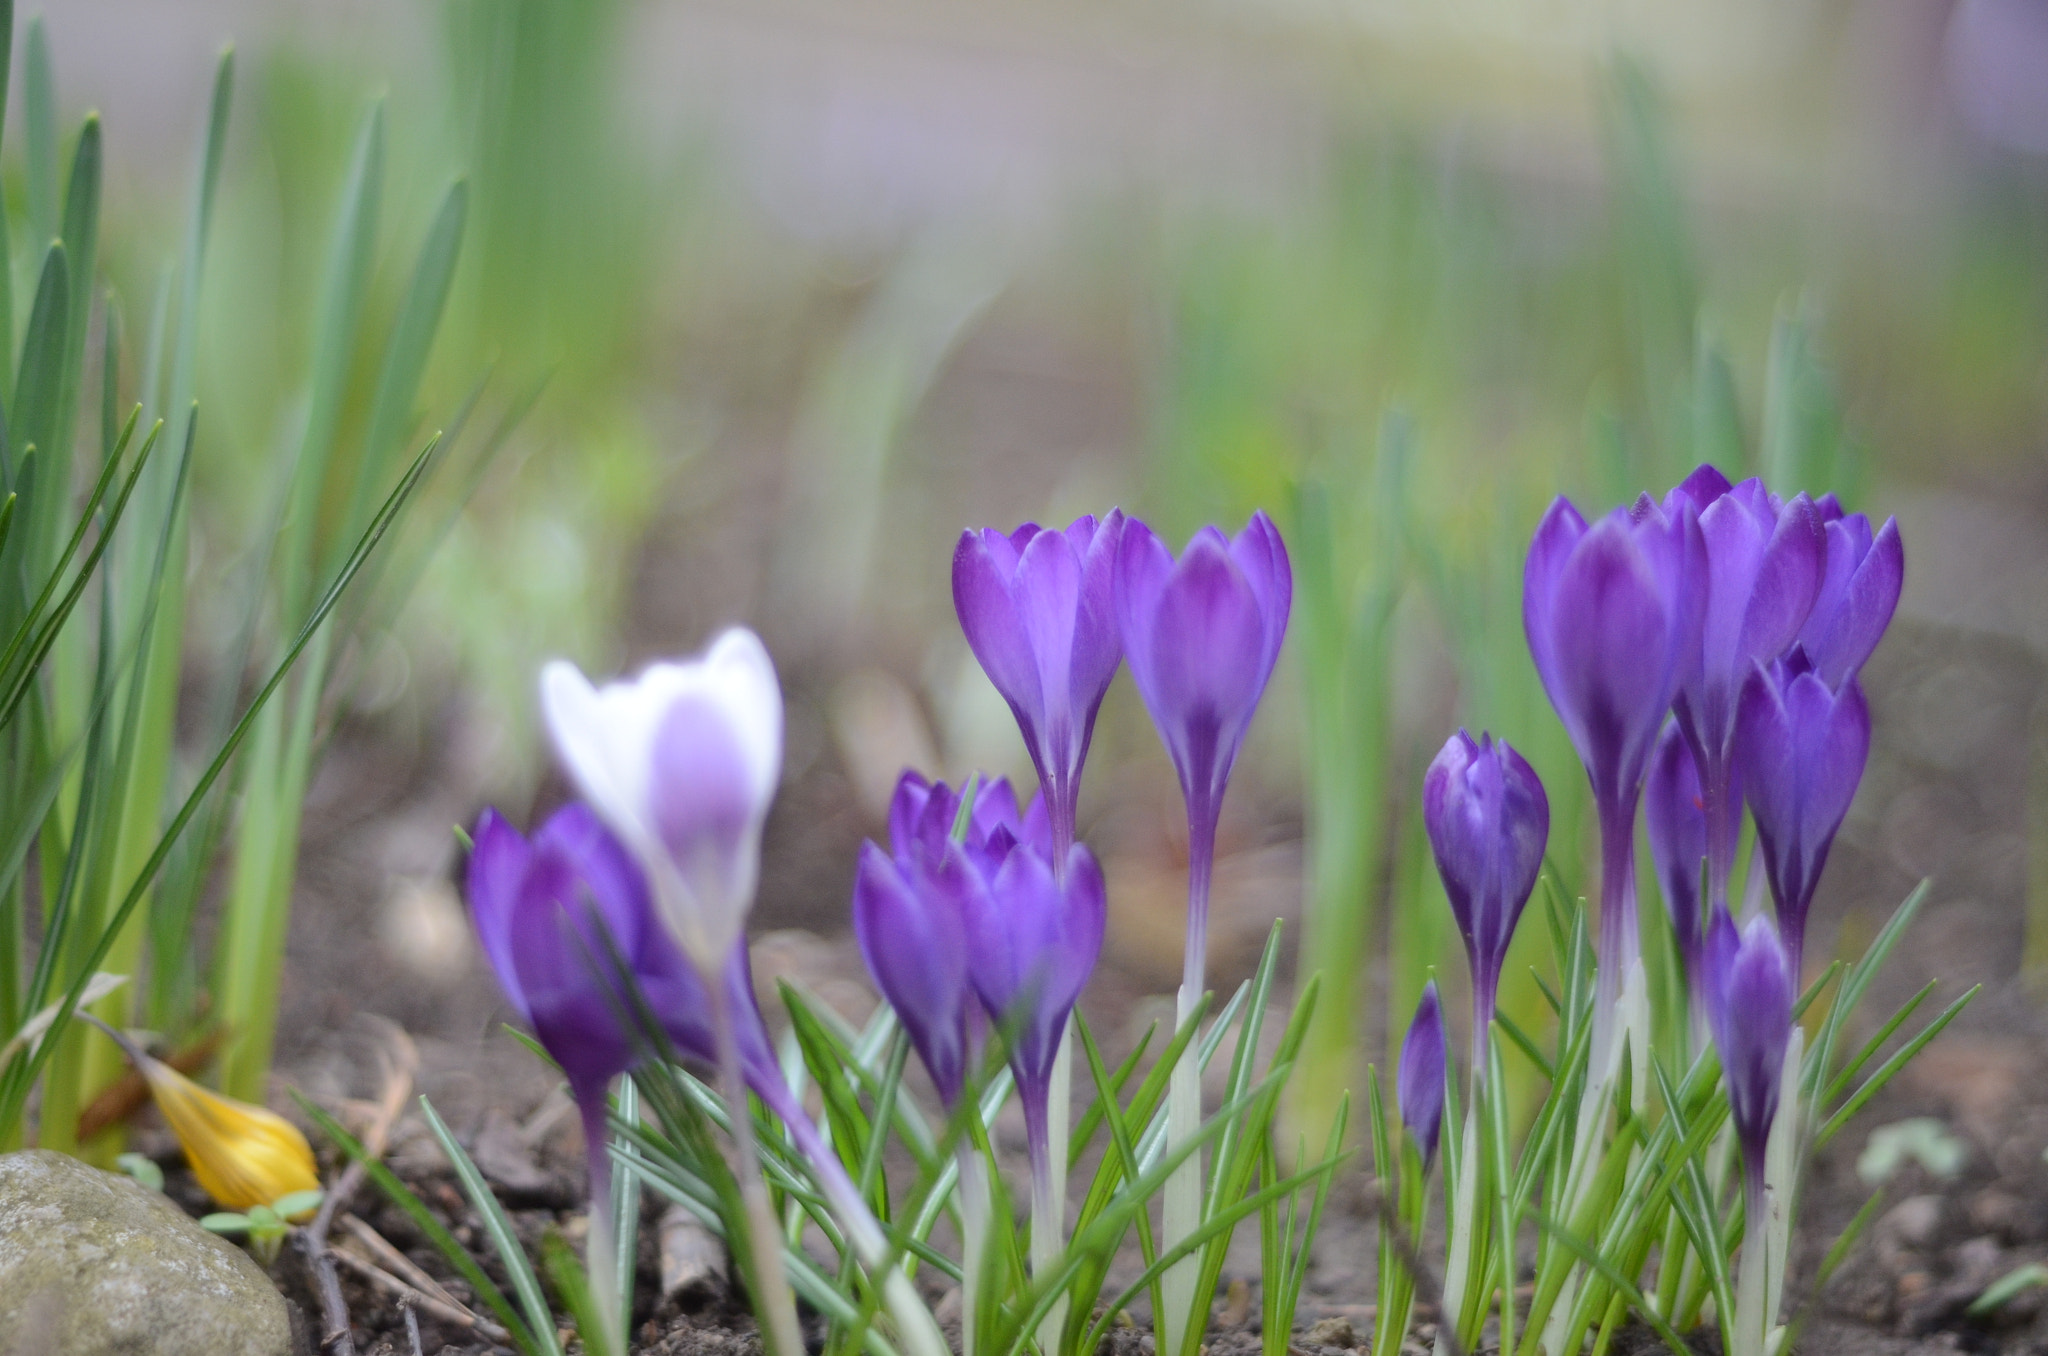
295, 1093, 538, 1353
419, 1095, 563, 1356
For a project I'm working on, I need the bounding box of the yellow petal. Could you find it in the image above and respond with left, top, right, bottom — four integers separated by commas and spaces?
141, 1059, 320, 1213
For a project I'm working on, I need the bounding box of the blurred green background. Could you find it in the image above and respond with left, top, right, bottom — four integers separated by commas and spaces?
38, 0, 2048, 1127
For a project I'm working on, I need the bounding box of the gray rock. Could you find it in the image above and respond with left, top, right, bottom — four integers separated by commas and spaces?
0, 1148, 292, 1356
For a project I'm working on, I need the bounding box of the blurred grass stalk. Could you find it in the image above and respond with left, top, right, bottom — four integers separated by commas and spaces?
0, 1, 474, 1154
1290, 419, 1407, 1145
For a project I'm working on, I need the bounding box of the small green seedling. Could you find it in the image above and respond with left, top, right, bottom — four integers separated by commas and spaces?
202, 1189, 325, 1266
116, 1152, 164, 1192
1857, 1117, 1967, 1186
1968, 1264, 2048, 1319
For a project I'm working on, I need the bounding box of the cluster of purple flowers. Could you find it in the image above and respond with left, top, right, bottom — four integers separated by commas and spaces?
864, 510, 1290, 1191
1410, 463, 1899, 1190
458, 508, 1294, 1249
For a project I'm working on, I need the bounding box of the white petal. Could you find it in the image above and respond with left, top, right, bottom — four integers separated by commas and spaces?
702, 627, 784, 809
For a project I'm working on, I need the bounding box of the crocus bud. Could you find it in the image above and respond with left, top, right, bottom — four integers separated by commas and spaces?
953, 513, 1125, 859
1422, 730, 1548, 1043
1523, 492, 1706, 1032
854, 772, 984, 1107
962, 833, 1106, 1164
539, 628, 782, 974
1701, 909, 1794, 1171
1798, 497, 1903, 690
1116, 511, 1290, 991
142, 1062, 322, 1213
1397, 982, 1448, 1169
1734, 660, 1871, 975
1645, 721, 1728, 970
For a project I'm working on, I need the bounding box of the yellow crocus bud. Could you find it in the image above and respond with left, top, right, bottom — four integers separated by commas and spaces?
138, 1056, 321, 1215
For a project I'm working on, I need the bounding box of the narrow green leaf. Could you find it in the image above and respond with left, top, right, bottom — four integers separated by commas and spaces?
419, 1095, 562, 1356
295, 1093, 536, 1353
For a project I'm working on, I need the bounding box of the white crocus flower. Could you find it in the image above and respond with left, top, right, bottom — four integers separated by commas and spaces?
540, 627, 783, 974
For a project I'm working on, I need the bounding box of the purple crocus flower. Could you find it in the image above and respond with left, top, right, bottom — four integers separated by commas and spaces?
1701, 909, 1795, 1214
853, 772, 985, 1107
1662, 467, 1827, 907
961, 829, 1106, 1189
1523, 493, 1706, 1035
953, 513, 1125, 863
1644, 720, 1736, 975
1116, 511, 1290, 1001
1422, 730, 1548, 1064
1734, 659, 1871, 976
467, 804, 775, 1199
1397, 982, 1448, 1170
1798, 496, 1903, 691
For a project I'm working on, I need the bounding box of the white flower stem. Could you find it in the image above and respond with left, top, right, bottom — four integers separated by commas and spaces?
959, 1146, 991, 1356
1037, 1022, 1073, 1354
1161, 809, 1216, 1356
707, 972, 804, 1356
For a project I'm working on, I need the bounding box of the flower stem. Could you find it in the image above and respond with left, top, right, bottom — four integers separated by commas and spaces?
959, 1146, 991, 1356
1590, 796, 1640, 1079
707, 970, 804, 1356
1161, 802, 1217, 1356
1027, 1088, 1068, 1353
1735, 1165, 1769, 1356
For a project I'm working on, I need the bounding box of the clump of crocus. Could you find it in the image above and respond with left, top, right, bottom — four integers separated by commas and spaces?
1662, 468, 1826, 910
853, 771, 983, 1108
1396, 982, 1447, 1170
1423, 729, 1549, 1066
1701, 908, 1797, 1356
953, 513, 1125, 862
1523, 492, 1704, 1064
1734, 658, 1872, 975
83, 1015, 320, 1215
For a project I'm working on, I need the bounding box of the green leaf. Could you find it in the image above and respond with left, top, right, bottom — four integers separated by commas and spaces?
1967, 1263, 2048, 1318
418, 1095, 562, 1356
199, 1212, 250, 1233
295, 1093, 538, 1354
1817, 986, 1979, 1149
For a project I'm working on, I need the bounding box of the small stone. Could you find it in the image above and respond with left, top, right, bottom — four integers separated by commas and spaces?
1879, 1194, 1945, 1252
1304, 1316, 1358, 1348
0, 1149, 290, 1356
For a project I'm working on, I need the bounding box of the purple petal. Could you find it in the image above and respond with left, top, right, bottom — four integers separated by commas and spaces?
1113, 519, 1177, 720
1665, 463, 1735, 516
649, 691, 762, 928
1645, 724, 1707, 959
1702, 910, 1792, 1164
1136, 534, 1269, 792
1540, 514, 1678, 800
853, 840, 974, 1104
1521, 496, 1589, 701
1397, 982, 1447, 1167
954, 528, 1049, 741
467, 809, 534, 1021
1737, 493, 1826, 669
1808, 516, 1903, 688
